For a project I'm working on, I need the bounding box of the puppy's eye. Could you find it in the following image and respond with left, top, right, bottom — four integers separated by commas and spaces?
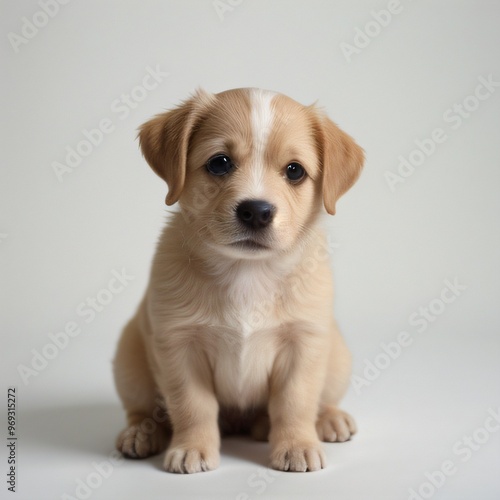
285, 162, 306, 183
206, 154, 235, 176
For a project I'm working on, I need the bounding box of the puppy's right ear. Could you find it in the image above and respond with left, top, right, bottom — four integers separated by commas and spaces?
138, 89, 214, 205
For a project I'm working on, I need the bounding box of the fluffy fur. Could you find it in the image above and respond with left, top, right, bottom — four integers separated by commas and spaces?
113, 88, 364, 473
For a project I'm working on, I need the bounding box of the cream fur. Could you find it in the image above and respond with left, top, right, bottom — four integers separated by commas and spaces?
114, 88, 364, 473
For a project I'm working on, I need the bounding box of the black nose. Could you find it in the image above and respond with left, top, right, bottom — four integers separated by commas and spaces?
236, 200, 276, 230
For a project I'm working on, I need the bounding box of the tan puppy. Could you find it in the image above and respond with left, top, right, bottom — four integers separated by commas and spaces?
113, 88, 364, 473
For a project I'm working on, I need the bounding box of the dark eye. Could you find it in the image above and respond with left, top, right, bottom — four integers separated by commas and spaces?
285, 162, 306, 183
206, 154, 234, 176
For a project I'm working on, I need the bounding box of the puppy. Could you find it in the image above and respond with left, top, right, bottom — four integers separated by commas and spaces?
113, 88, 364, 473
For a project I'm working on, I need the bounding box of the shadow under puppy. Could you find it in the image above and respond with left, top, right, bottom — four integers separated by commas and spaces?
114, 88, 364, 473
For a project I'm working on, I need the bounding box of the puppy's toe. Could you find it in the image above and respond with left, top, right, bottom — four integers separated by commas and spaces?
316, 406, 357, 443
116, 424, 168, 459
270, 441, 326, 472
163, 446, 220, 474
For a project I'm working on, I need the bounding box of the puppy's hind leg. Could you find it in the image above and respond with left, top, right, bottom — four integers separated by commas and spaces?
316, 322, 357, 443
113, 315, 170, 458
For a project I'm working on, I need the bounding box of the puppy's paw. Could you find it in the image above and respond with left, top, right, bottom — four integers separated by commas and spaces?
116, 424, 168, 459
316, 406, 357, 443
163, 446, 220, 474
270, 441, 326, 472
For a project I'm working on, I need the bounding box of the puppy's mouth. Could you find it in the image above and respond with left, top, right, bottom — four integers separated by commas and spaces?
229, 239, 270, 251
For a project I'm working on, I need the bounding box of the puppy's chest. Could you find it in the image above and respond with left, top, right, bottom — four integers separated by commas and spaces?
211, 316, 276, 408
221, 268, 282, 335
209, 270, 282, 407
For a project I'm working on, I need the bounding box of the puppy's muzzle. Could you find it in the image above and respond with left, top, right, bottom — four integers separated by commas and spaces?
236, 200, 276, 230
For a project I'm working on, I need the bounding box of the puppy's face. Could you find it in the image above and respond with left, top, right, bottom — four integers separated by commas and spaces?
139, 88, 364, 259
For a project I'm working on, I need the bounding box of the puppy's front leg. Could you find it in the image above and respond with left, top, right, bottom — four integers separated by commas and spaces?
269, 329, 328, 472
156, 335, 220, 474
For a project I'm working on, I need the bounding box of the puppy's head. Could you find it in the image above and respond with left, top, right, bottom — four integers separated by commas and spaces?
139, 88, 364, 259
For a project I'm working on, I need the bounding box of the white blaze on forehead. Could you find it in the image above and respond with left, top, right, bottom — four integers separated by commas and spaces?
248, 89, 276, 197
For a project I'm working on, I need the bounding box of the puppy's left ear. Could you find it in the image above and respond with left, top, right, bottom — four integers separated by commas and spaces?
316, 115, 365, 215
138, 89, 214, 205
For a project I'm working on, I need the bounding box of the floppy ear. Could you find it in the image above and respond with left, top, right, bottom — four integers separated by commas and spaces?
138, 89, 214, 205
317, 115, 365, 215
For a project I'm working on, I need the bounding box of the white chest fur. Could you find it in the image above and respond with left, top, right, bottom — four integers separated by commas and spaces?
206, 260, 285, 408
211, 324, 275, 408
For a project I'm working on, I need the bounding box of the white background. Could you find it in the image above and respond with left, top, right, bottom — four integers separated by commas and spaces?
1, 1, 500, 499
